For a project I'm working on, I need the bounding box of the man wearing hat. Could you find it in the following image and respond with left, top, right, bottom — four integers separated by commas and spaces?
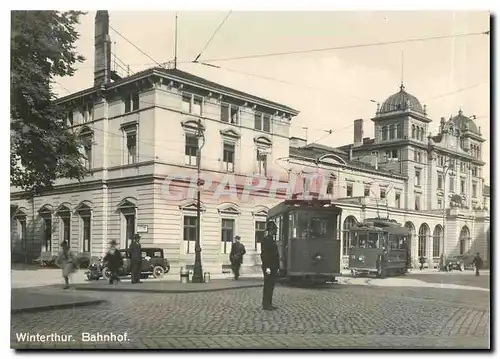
129, 234, 143, 284
260, 221, 280, 310
103, 240, 123, 284
229, 235, 246, 280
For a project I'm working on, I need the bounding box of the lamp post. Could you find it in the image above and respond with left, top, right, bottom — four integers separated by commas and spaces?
440, 156, 456, 266
192, 119, 205, 283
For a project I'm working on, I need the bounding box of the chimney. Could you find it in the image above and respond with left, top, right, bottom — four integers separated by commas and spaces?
353, 119, 364, 146
94, 10, 112, 86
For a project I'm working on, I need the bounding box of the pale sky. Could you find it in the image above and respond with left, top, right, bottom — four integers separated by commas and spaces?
55, 11, 490, 183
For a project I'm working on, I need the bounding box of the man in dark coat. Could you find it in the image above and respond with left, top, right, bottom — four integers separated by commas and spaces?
230, 235, 246, 280
472, 252, 483, 276
129, 234, 143, 284
103, 240, 123, 284
260, 221, 280, 311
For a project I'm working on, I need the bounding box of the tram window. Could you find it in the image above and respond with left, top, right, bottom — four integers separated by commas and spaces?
357, 233, 368, 248
367, 232, 379, 248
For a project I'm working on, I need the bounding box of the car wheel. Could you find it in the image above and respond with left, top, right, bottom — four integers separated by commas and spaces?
459, 262, 465, 272
164, 265, 170, 274
153, 266, 165, 279
102, 267, 111, 280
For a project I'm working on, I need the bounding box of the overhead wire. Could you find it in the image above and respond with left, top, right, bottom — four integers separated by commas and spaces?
109, 24, 163, 68
193, 11, 232, 63
199, 30, 490, 63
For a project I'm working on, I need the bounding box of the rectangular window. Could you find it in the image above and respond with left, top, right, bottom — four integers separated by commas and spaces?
132, 93, 139, 111
230, 106, 239, 124
254, 112, 271, 132
221, 218, 235, 254
124, 94, 131, 113
221, 103, 229, 123
395, 192, 401, 208
82, 216, 91, 252
124, 213, 135, 250
472, 183, 477, 198
193, 95, 203, 116
449, 176, 455, 192
437, 199, 442, 208
364, 186, 370, 197
415, 170, 421, 186
417, 152, 422, 163
185, 134, 198, 166
346, 183, 353, 197
124, 93, 139, 113
414, 151, 418, 162
415, 195, 421, 211
254, 112, 262, 130
182, 93, 192, 113
83, 103, 94, 123
84, 143, 92, 170
126, 131, 137, 164
255, 220, 266, 251
43, 218, 52, 252
223, 142, 235, 172
472, 166, 478, 177
183, 216, 197, 254
257, 149, 268, 176
437, 174, 443, 190
460, 179, 466, 194
380, 188, 386, 199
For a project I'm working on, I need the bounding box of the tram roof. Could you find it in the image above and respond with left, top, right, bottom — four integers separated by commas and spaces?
267, 199, 342, 218
350, 225, 411, 235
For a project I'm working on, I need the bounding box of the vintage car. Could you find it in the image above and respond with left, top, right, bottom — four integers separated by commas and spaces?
445, 253, 476, 271
86, 247, 170, 281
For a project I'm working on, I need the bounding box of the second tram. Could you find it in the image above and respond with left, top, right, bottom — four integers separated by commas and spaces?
347, 218, 411, 278
266, 198, 343, 284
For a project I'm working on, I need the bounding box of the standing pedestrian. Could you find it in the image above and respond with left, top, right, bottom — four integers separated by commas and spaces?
56, 240, 77, 289
129, 234, 143, 284
103, 240, 123, 284
472, 252, 483, 276
229, 235, 246, 280
260, 221, 280, 311
419, 256, 425, 271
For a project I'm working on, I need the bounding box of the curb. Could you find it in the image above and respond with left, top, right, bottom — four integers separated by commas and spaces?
73, 283, 263, 294
11, 299, 107, 314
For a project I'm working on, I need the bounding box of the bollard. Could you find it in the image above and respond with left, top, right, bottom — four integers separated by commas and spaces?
180, 267, 189, 284
204, 272, 211, 283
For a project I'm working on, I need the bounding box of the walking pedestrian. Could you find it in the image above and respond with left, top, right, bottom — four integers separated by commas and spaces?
419, 256, 425, 271
103, 240, 123, 284
56, 240, 77, 289
472, 252, 483, 276
229, 235, 246, 280
260, 221, 280, 311
129, 234, 143, 283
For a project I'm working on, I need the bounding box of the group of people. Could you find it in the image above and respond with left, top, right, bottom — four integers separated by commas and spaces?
55, 234, 144, 289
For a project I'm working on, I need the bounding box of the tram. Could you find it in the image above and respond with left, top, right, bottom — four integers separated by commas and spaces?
347, 218, 411, 278
266, 197, 343, 284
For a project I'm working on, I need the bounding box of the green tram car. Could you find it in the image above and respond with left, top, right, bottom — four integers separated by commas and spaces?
266, 198, 343, 284
347, 218, 411, 278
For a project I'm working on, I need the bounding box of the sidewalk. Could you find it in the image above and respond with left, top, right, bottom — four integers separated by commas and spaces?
73, 277, 263, 294
11, 288, 107, 314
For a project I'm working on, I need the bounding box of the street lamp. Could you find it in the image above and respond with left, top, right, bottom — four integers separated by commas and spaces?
192, 119, 205, 283
439, 156, 456, 267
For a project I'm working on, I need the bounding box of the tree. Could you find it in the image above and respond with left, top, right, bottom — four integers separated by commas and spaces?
11, 11, 87, 194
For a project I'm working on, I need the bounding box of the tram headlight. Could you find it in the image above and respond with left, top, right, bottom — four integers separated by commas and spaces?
358, 255, 365, 262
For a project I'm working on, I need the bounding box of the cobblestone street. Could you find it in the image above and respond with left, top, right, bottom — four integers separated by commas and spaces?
11, 279, 490, 349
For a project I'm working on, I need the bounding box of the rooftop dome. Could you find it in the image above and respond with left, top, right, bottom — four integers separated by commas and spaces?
447, 110, 480, 135
378, 83, 425, 115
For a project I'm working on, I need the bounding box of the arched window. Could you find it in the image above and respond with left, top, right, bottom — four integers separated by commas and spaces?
396, 124, 402, 138
420, 127, 425, 141
75, 201, 92, 253
390, 125, 396, 140
418, 223, 430, 258
342, 216, 358, 256
432, 225, 443, 258
459, 226, 470, 255
412, 125, 416, 138
56, 204, 72, 249
117, 197, 138, 250
382, 126, 388, 140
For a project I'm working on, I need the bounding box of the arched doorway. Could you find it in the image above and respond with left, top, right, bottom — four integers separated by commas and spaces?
404, 221, 416, 247
459, 226, 470, 255
418, 223, 430, 258
342, 216, 358, 256
432, 225, 443, 259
